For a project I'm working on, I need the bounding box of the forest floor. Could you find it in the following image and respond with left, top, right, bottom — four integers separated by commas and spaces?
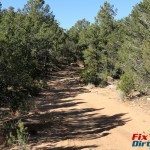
12, 67, 150, 150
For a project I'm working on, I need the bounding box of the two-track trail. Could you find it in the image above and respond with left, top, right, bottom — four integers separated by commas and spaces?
26, 67, 150, 150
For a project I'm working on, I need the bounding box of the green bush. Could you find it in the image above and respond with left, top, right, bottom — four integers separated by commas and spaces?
82, 68, 100, 86
118, 73, 135, 95
6, 120, 28, 149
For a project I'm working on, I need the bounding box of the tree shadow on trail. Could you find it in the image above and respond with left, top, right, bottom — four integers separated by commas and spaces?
27, 106, 130, 150
24, 68, 131, 149
35, 145, 98, 150
34, 68, 89, 113
27, 109, 130, 143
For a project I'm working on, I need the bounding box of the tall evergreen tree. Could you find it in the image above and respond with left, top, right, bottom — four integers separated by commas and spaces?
0, 0, 74, 111
68, 19, 90, 61
119, 0, 150, 94
83, 2, 118, 85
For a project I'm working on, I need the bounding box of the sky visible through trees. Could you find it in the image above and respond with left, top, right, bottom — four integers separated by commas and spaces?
1, 0, 142, 29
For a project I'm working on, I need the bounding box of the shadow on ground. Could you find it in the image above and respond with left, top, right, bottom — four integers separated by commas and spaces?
21, 67, 131, 149
35, 145, 98, 150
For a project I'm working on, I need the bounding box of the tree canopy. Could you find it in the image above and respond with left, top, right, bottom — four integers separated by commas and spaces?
0, 0, 149, 114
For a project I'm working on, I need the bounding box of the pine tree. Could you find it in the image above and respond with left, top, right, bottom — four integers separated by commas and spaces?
96, 2, 118, 78
82, 1, 118, 85
68, 19, 90, 61
119, 0, 150, 94
0, 0, 73, 110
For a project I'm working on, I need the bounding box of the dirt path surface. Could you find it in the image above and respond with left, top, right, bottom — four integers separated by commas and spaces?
27, 67, 150, 150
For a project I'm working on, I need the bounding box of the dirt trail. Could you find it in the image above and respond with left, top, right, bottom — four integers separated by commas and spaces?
28, 67, 150, 150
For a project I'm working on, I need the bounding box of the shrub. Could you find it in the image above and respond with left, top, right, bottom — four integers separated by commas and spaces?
6, 120, 28, 149
81, 68, 100, 86
118, 73, 135, 95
